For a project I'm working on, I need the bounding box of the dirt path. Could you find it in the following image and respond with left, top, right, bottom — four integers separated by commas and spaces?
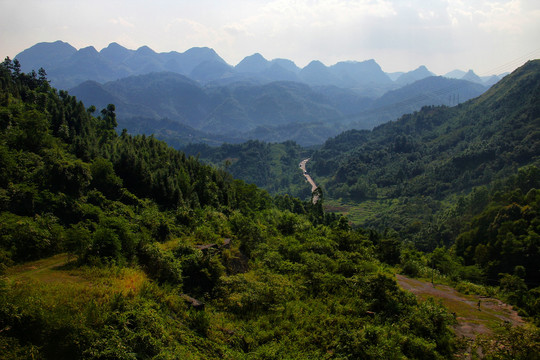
5, 253, 79, 283
396, 274, 524, 339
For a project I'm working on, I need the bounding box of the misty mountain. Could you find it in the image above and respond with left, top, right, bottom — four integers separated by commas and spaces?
71, 73, 211, 128
340, 76, 487, 130
16, 41, 497, 146
370, 76, 486, 111
461, 69, 484, 84
444, 69, 466, 79
330, 60, 393, 88
482, 75, 502, 87
15, 40, 77, 72
16, 40, 499, 100
299, 60, 340, 86
395, 65, 435, 85
235, 53, 270, 73
70, 72, 353, 145
189, 60, 235, 82
271, 58, 301, 73
70, 70, 489, 146
444, 68, 502, 87
309, 59, 540, 203
231, 53, 300, 83
15, 41, 228, 89
386, 71, 404, 81
16, 41, 400, 95
298, 59, 394, 97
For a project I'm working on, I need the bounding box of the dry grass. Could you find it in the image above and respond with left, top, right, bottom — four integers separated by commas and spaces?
3, 254, 149, 301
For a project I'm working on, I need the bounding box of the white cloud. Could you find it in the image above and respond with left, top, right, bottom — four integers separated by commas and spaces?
2, 0, 539, 74
446, 0, 536, 34
109, 17, 135, 28
162, 18, 235, 53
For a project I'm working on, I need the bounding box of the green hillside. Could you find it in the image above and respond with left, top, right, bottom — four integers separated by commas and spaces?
309, 60, 540, 229
182, 140, 312, 198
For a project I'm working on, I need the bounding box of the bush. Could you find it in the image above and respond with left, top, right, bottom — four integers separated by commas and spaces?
138, 243, 183, 285
402, 260, 421, 277
90, 226, 122, 262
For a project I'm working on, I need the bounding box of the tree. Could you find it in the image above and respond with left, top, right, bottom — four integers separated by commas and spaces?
100, 104, 117, 130
90, 157, 123, 198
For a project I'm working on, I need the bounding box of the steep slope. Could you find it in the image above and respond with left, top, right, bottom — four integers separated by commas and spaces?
310, 59, 540, 206
182, 140, 310, 196
369, 76, 486, 114
340, 76, 487, 130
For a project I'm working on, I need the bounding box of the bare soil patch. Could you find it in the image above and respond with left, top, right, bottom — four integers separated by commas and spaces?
396, 274, 524, 339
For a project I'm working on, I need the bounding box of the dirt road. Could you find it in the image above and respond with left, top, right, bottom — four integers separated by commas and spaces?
299, 158, 319, 203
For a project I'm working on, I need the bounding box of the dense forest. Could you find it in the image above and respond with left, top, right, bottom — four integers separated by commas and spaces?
303, 60, 540, 333
182, 140, 311, 198
0, 58, 483, 359
311, 60, 540, 201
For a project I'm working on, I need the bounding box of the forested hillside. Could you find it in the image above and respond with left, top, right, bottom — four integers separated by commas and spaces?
0, 58, 488, 359
182, 140, 311, 198
310, 60, 540, 221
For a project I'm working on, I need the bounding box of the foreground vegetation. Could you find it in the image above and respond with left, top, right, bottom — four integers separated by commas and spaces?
0, 58, 472, 359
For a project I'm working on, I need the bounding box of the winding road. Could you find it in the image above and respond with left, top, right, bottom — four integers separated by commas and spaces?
299, 158, 319, 203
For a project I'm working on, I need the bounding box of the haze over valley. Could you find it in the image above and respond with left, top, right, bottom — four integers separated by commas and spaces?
2, 1, 540, 358
16, 41, 498, 146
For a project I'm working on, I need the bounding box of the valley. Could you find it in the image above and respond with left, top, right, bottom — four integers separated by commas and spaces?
299, 158, 318, 203
1, 44, 539, 359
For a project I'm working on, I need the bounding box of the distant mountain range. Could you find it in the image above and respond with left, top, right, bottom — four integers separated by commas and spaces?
16, 41, 503, 91
14, 41, 501, 145
15, 41, 228, 89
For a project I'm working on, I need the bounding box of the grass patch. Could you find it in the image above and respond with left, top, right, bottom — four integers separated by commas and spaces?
5, 253, 79, 283
397, 275, 523, 336
4, 254, 148, 298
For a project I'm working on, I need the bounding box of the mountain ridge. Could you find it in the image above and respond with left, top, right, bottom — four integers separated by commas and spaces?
70, 72, 487, 146
15, 40, 501, 91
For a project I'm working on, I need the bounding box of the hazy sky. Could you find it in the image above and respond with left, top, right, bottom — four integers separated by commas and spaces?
1, 0, 539, 75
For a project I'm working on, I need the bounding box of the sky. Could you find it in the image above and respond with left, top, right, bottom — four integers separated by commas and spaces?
1, 0, 540, 76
